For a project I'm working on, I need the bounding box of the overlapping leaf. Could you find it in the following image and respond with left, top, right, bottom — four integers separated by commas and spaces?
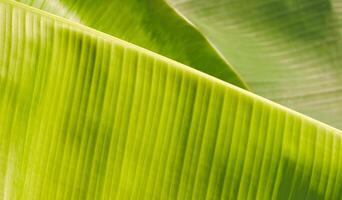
168, 0, 342, 129
15, 0, 247, 88
19, 0, 342, 129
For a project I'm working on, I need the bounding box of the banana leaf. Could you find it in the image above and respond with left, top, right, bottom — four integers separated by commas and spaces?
17, 0, 342, 129
14, 0, 247, 89
167, 0, 342, 129
0, 0, 341, 199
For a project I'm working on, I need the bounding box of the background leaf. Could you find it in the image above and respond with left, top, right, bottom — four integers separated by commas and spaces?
167, 0, 342, 129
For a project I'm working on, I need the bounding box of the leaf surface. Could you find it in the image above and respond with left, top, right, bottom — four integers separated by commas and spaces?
0, 1, 341, 199
168, 0, 342, 129
14, 0, 248, 88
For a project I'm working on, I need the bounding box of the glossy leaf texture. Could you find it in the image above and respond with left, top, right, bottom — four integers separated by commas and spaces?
14, 0, 247, 89
0, 1, 342, 199
168, 0, 342, 129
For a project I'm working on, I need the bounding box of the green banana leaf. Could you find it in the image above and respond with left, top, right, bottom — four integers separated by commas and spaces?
1, 0, 342, 199
14, 0, 247, 89
167, 0, 342, 129
16, 0, 342, 129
